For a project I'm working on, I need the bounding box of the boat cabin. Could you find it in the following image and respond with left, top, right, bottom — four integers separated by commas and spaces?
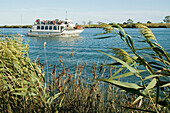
32, 19, 76, 32
28, 18, 84, 37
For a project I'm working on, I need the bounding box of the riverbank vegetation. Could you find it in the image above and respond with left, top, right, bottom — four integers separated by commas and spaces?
0, 37, 61, 112
0, 37, 148, 112
0, 25, 32, 28
1, 23, 170, 28
82, 23, 170, 28
83, 15, 170, 28
117, 23, 170, 28
0, 24, 169, 112
96, 23, 170, 112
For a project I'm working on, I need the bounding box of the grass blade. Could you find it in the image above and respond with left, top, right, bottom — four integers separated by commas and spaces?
110, 70, 145, 79
98, 78, 145, 96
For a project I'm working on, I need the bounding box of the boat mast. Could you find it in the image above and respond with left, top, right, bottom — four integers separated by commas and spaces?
66, 11, 68, 20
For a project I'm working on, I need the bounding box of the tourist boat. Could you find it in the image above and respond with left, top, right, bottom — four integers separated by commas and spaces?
28, 19, 84, 37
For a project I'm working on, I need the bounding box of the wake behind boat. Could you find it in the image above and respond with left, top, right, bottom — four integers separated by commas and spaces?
28, 19, 84, 37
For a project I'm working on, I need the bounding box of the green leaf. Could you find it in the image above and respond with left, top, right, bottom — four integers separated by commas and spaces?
99, 79, 143, 89
97, 50, 140, 77
144, 75, 162, 80
14, 88, 28, 91
112, 66, 125, 77
146, 78, 157, 89
109, 47, 132, 62
136, 24, 156, 40
12, 92, 36, 96
153, 42, 170, 61
105, 62, 121, 66
160, 83, 170, 87
19, 80, 30, 84
132, 96, 143, 105
112, 23, 126, 38
156, 78, 159, 107
12, 92, 27, 96
135, 47, 152, 50
47, 92, 61, 105
110, 70, 145, 79
126, 34, 135, 51
98, 78, 146, 96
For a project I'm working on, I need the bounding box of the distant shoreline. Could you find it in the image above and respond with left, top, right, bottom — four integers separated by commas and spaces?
0, 23, 170, 28
0, 25, 32, 28
82, 23, 170, 28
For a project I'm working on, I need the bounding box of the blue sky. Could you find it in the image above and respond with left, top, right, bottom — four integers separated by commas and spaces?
0, 0, 170, 25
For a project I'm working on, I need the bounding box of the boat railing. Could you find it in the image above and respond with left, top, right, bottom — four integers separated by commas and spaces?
34, 23, 64, 25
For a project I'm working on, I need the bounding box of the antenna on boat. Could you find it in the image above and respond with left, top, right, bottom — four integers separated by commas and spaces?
66, 11, 68, 20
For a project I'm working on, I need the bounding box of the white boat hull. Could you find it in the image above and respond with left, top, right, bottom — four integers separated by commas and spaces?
28, 29, 84, 37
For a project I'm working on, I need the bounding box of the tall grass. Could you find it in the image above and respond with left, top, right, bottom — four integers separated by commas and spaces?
0, 37, 61, 113
0, 37, 152, 112
0, 37, 131, 112
48, 58, 158, 113
0, 26, 169, 112
40, 48, 166, 113
97, 23, 170, 112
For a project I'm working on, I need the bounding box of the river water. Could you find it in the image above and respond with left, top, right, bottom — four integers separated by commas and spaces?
1, 28, 170, 82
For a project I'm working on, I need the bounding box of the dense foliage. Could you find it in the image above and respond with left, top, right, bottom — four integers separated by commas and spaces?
97, 23, 170, 112
0, 25, 169, 112
163, 16, 170, 23
0, 37, 60, 113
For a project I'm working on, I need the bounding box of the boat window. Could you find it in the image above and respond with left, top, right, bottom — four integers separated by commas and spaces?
58, 26, 60, 30
41, 26, 44, 30
53, 26, 57, 30
37, 26, 40, 30
49, 26, 52, 30
45, 26, 48, 30
61, 26, 64, 30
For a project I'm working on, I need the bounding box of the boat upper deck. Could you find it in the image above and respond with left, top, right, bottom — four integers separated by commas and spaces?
34, 19, 72, 25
